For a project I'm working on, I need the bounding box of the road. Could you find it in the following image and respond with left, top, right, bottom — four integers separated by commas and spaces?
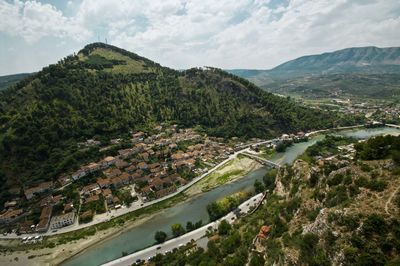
2, 123, 377, 240
1, 147, 255, 239
102, 193, 264, 266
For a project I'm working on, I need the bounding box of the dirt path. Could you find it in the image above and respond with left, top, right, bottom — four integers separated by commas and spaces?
385, 185, 400, 215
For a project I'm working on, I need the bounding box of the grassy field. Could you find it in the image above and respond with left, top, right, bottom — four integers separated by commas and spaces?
186, 156, 262, 195
81, 47, 155, 74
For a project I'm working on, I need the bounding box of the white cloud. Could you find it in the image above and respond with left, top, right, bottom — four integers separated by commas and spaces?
0, 0, 91, 43
0, 0, 399, 74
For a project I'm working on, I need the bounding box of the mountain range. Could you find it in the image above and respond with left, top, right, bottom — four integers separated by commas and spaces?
0, 43, 355, 191
228, 46, 400, 99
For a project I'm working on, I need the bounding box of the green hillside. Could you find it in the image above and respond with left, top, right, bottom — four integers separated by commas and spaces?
0, 43, 358, 191
149, 134, 400, 265
0, 73, 32, 91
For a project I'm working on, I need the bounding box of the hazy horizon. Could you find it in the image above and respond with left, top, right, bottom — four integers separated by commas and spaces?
1, 0, 400, 75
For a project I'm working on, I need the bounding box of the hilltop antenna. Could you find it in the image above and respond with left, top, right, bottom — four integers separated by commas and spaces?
105, 38, 108, 44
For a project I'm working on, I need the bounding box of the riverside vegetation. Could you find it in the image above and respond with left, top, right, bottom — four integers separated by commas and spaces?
143, 134, 400, 265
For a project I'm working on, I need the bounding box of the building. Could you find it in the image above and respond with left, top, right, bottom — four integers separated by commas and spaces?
103, 168, 122, 179
4, 200, 18, 209
36, 206, 52, 232
24, 181, 53, 200
138, 162, 148, 170
0, 209, 23, 224
58, 175, 71, 186
50, 212, 76, 229
100, 156, 117, 168
97, 178, 111, 189
80, 183, 100, 196
71, 169, 87, 180
85, 162, 101, 173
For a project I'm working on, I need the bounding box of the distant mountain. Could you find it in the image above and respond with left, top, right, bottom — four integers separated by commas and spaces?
0, 73, 32, 91
0, 43, 355, 191
273, 46, 400, 76
228, 46, 400, 99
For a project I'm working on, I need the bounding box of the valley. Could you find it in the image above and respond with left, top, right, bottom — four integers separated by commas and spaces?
0, 43, 399, 266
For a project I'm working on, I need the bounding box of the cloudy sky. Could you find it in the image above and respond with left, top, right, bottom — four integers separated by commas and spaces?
0, 0, 399, 75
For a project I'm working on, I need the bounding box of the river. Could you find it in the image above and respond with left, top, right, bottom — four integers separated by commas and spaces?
62, 126, 400, 266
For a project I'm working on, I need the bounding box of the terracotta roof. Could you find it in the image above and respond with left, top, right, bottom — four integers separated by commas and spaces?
40, 206, 52, 220
103, 156, 116, 162
81, 183, 100, 194
85, 194, 100, 203
102, 188, 112, 196
148, 163, 160, 169
119, 172, 131, 182
150, 177, 164, 187
97, 178, 111, 187
0, 209, 23, 219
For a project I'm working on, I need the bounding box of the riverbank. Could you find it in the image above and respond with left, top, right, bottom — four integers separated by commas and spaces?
185, 156, 262, 197
0, 155, 260, 266
102, 193, 265, 266
0, 192, 187, 266
4, 126, 399, 266
0, 211, 159, 266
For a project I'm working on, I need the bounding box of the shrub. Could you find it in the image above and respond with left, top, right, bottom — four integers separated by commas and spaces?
366, 179, 387, 192
328, 173, 344, 186
362, 214, 388, 238
154, 231, 167, 243
218, 220, 231, 235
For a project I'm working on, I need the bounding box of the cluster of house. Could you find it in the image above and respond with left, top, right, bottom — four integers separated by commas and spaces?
0, 126, 237, 233
21, 194, 75, 234
260, 131, 307, 149
75, 127, 234, 207
0, 181, 55, 226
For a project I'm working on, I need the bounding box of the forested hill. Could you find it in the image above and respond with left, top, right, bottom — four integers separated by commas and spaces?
0, 73, 32, 91
0, 43, 359, 189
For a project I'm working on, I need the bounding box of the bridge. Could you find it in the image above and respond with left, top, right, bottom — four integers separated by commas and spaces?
386, 123, 400, 129
240, 152, 280, 169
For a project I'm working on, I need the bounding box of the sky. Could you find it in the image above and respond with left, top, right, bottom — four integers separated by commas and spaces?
0, 0, 400, 75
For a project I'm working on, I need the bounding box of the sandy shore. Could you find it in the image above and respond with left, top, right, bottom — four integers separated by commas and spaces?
186, 156, 262, 196
0, 211, 159, 266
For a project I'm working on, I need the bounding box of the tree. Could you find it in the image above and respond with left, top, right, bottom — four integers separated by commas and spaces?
263, 169, 276, 191
186, 221, 194, 231
171, 223, 185, 237
254, 180, 265, 193
154, 231, 167, 244
249, 253, 265, 266
218, 220, 231, 235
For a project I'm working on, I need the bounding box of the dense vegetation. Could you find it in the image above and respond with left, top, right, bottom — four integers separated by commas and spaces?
0, 43, 356, 194
146, 135, 400, 266
206, 191, 248, 221
355, 134, 400, 162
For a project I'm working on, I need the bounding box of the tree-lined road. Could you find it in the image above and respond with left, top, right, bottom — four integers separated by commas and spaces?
102, 193, 264, 266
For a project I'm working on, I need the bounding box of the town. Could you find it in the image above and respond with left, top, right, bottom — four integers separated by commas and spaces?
0, 123, 310, 239
0, 125, 243, 237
